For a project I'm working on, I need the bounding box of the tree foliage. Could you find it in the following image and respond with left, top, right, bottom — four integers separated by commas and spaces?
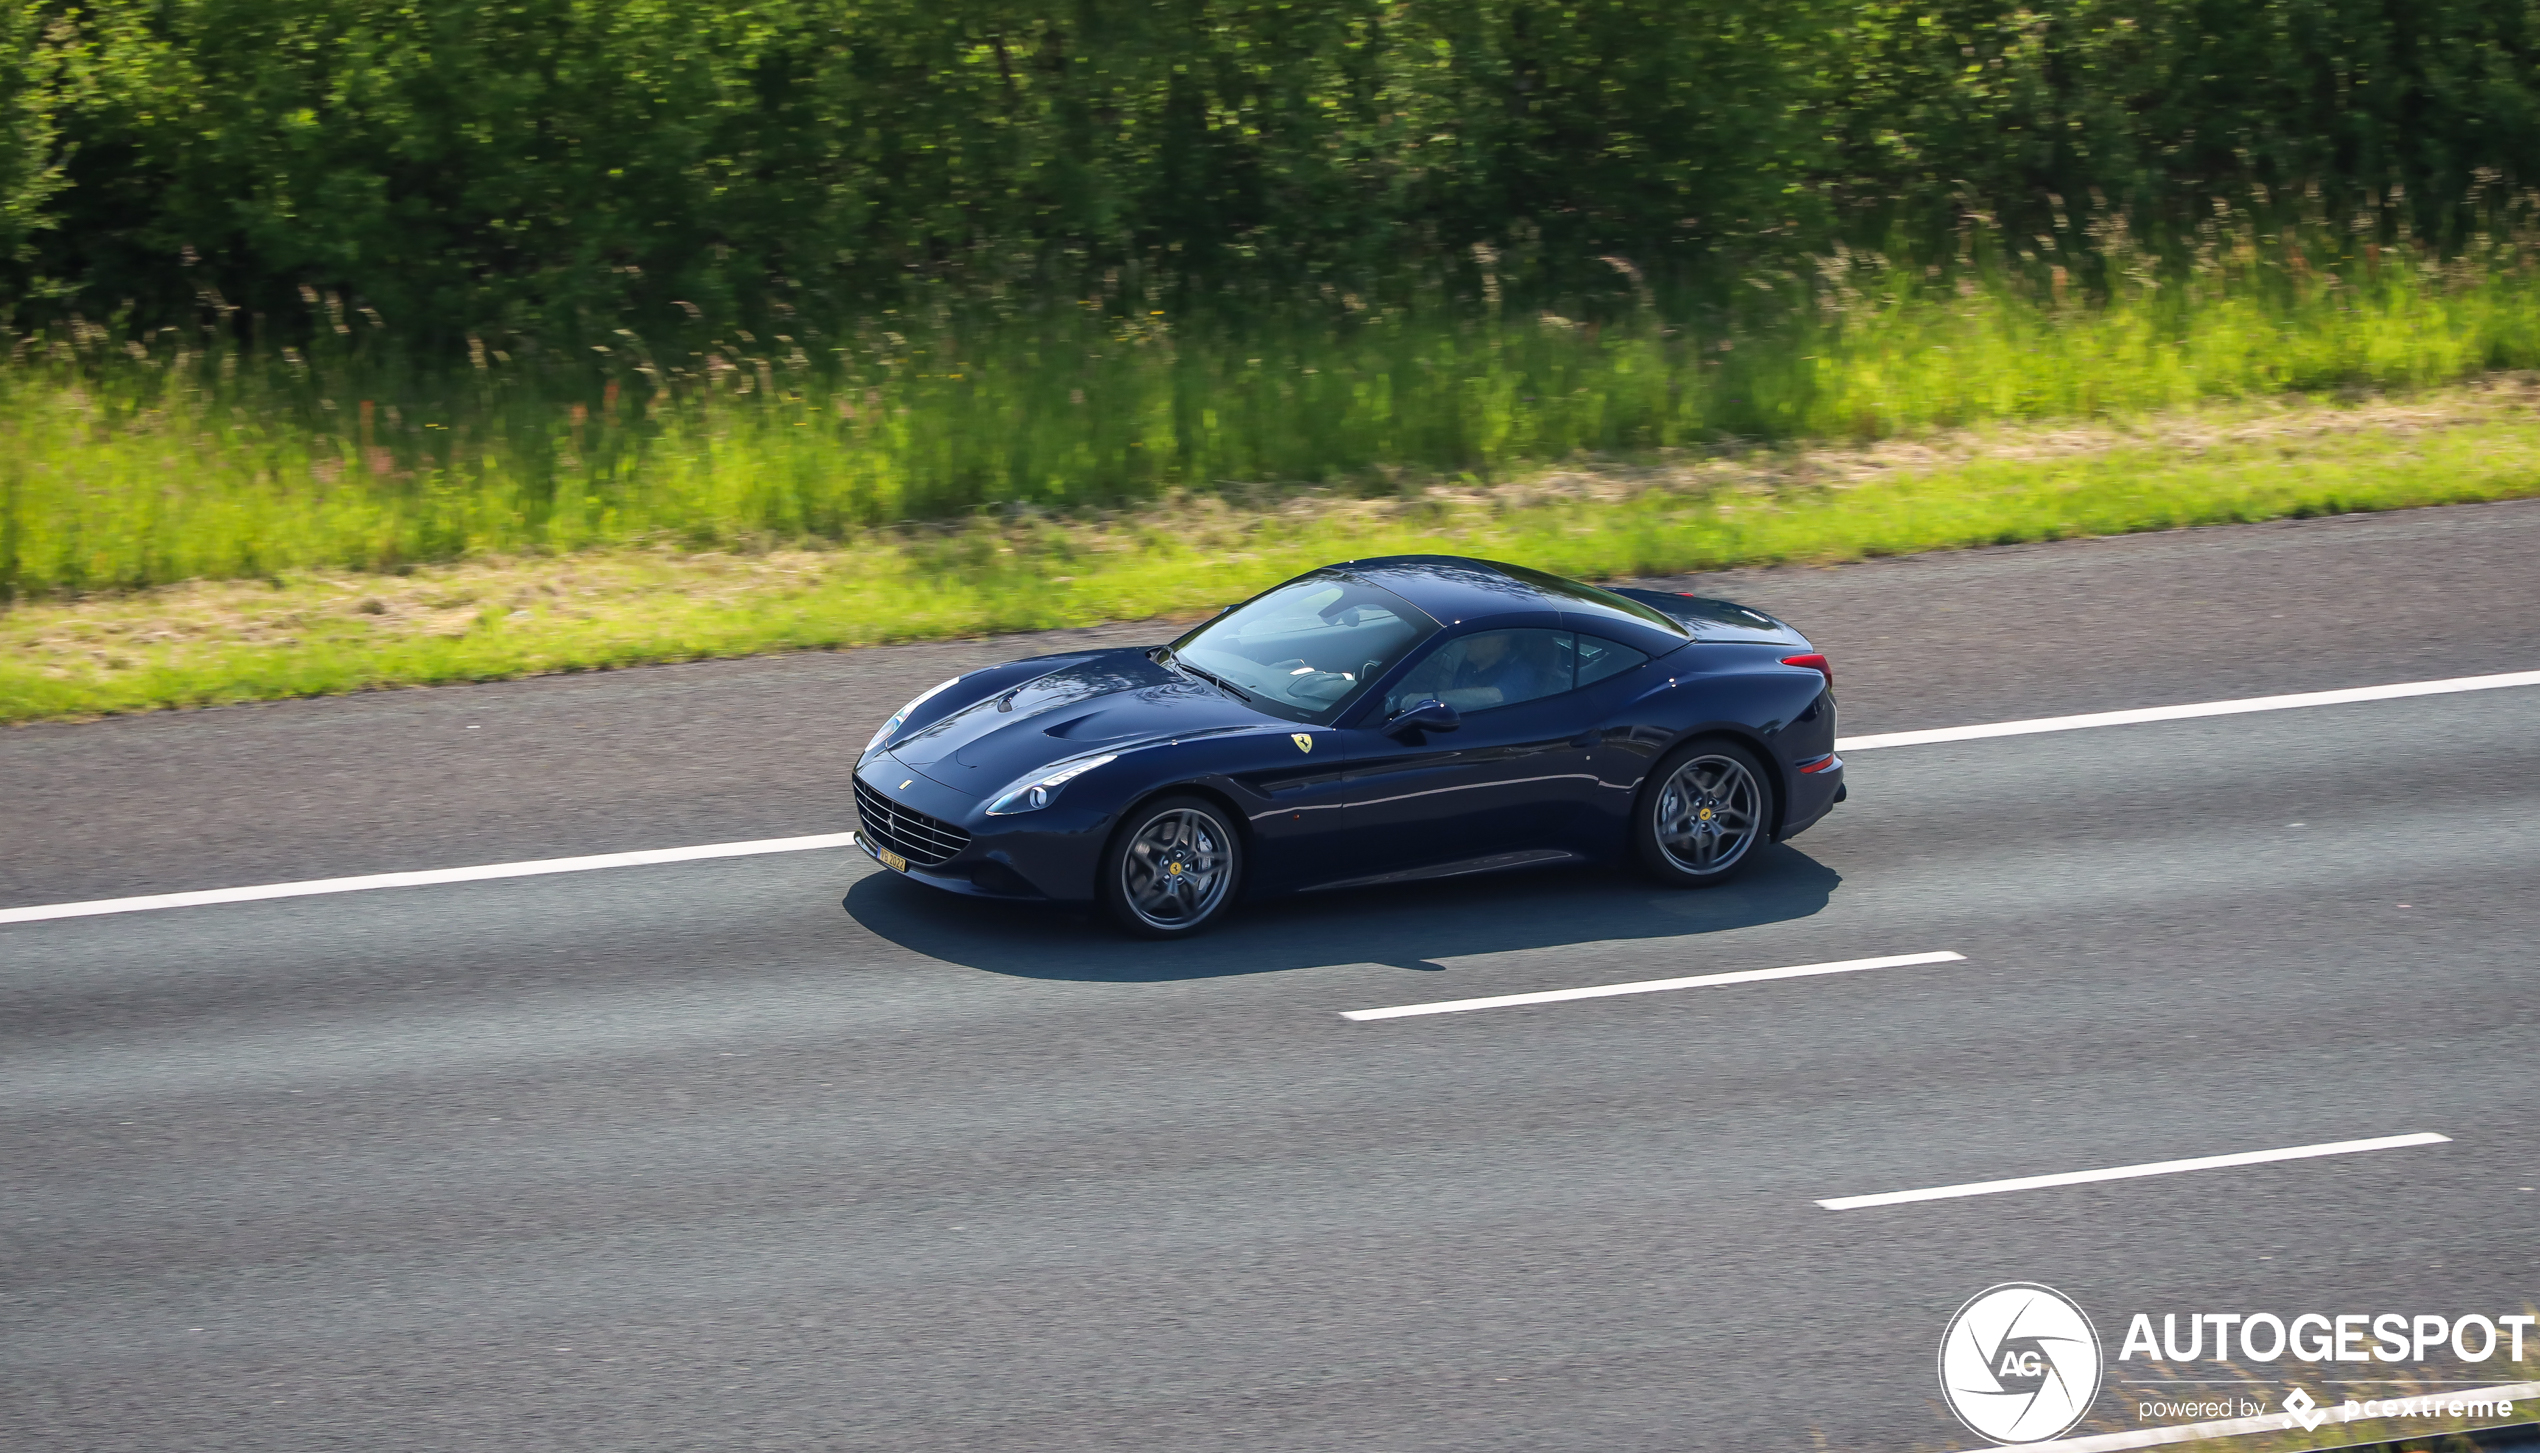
6, 0, 2538, 342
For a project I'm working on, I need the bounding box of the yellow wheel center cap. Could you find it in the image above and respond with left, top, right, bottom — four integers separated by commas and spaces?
1167, 862, 1182, 875
1699, 807, 1714, 821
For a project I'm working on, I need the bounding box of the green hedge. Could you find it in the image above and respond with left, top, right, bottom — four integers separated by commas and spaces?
3, 0, 2538, 340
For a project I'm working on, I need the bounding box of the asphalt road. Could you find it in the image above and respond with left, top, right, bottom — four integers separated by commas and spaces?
6, 500, 2539, 1451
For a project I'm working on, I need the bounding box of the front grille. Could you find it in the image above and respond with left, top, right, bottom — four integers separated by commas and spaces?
854, 776, 971, 867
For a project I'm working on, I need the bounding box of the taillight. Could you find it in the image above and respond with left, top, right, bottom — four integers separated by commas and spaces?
1781, 653, 1833, 692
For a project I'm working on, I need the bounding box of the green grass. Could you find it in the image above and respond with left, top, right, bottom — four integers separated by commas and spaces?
7, 386, 2537, 723
9, 236, 2540, 602
10, 234, 2540, 722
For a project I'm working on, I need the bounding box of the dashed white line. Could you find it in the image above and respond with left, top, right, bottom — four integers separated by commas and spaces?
1341, 951, 1966, 1021
0, 833, 863, 927
1818, 1132, 2451, 1211
1836, 668, 2540, 751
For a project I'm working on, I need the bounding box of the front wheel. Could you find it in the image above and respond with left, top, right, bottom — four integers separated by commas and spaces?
1100, 795, 1244, 938
1634, 739, 1774, 887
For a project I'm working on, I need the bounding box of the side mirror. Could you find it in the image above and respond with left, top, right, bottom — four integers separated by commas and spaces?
1385, 698, 1461, 740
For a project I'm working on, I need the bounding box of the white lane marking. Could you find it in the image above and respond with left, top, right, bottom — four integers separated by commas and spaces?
13, 668, 2538, 928
1818, 1132, 2449, 1211
1837, 668, 2540, 751
1957, 1379, 2540, 1452
0, 832, 864, 927
1341, 950, 1965, 1021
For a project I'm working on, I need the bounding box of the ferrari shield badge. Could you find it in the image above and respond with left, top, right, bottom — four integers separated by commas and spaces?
1291, 733, 1313, 754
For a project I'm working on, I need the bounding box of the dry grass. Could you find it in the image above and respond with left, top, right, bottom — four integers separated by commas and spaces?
1503, 371, 2540, 503
4, 549, 860, 677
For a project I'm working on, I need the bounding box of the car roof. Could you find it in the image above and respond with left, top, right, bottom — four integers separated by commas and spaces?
1325, 554, 1688, 640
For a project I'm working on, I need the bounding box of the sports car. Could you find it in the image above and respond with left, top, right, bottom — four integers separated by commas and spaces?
850, 555, 1843, 937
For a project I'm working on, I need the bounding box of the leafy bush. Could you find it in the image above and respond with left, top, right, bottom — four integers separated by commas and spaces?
2, 0, 2537, 340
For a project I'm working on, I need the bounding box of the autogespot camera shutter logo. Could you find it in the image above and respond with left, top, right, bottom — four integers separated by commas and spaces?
1939, 1283, 2106, 1444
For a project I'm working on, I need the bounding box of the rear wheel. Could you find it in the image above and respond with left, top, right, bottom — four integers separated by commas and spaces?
1634, 739, 1773, 887
1100, 795, 1243, 938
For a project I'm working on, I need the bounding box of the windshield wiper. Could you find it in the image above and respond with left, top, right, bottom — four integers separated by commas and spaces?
1156, 644, 1255, 703
1180, 660, 1253, 702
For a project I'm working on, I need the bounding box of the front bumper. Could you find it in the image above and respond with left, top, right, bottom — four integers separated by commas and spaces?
851, 756, 1108, 903
851, 829, 1047, 900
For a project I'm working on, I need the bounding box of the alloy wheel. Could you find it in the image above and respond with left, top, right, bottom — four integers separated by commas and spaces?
1653, 753, 1764, 874
1119, 806, 1234, 930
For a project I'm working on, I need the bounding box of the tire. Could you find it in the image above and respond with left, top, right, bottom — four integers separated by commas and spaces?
1099, 795, 1244, 938
1634, 738, 1774, 887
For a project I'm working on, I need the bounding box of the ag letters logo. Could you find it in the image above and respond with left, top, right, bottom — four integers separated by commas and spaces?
1940, 1283, 2106, 1444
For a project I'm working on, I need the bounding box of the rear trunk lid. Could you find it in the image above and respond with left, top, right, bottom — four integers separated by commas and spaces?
1609, 588, 1814, 647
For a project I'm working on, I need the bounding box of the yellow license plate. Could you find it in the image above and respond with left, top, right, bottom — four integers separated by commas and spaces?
877, 846, 908, 873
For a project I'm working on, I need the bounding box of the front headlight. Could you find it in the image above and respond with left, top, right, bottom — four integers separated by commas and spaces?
864, 675, 965, 757
985, 754, 1118, 816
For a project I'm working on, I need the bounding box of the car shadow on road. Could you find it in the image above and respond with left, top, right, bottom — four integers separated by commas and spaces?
841, 844, 1841, 982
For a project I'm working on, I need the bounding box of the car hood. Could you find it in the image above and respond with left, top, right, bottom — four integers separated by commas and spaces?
886, 647, 1272, 790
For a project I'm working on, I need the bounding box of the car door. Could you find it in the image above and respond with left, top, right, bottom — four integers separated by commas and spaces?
1325, 627, 1603, 882
1225, 734, 1363, 894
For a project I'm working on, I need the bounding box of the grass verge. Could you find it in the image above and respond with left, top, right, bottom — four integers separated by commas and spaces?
14, 234, 2540, 599
6, 380, 2538, 724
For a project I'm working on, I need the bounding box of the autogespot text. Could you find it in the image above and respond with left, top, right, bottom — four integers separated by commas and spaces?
2117, 1312, 2536, 1364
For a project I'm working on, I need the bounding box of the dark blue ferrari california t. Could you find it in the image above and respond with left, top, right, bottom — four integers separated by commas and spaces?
850, 555, 1842, 937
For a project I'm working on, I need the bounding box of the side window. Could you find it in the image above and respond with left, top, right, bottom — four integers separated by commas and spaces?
1574, 633, 1650, 688
1388, 629, 1574, 715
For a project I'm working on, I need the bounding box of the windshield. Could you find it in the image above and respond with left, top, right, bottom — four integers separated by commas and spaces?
1169, 574, 1438, 724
